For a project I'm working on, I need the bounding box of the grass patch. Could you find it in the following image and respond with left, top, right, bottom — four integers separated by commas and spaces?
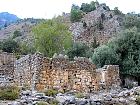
0, 86, 20, 100
75, 92, 85, 98
44, 89, 58, 97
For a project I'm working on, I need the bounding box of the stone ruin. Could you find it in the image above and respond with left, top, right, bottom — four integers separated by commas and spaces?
0, 51, 16, 86
13, 53, 120, 92
0, 52, 120, 92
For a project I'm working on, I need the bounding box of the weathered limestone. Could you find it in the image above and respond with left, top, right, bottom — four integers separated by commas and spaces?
36, 56, 97, 92
96, 65, 120, 90
14, 53, 43, 89
14, 53, 120, 92
0, 52, 16, 86
0, 52, 120, 92
70, 3, 123, 45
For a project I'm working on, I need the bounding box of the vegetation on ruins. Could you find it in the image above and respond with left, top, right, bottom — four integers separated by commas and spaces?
70, 4, 83, 23
80, 1, 96, 13
70, 1, 98, 23
33, 19, 72, 57
48, 99, 59, 105
75, 92, 85, 98
19, 42, 36, 55
43, 89, 58, 97
0, 86, 20, 100
114, 7, 122, 15
92, 13, 140, 77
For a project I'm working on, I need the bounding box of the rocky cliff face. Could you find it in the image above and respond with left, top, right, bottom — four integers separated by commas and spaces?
70, 3, 124, 45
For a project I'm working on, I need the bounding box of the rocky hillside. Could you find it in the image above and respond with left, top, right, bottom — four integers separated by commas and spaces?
0, 18, 43, 45
0, 3, 124, 47
70, 3, 124, 45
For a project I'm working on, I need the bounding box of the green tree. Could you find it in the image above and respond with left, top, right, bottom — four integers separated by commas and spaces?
114, 7, 122, 15
19, 42, 36, 55
80, 1, 96, 12
2, 39, 19, 53
33, 19, 72, 57
70, 4, 83, 23
67, 42, 92, 60
108, 27, 140, 76
92, 27, 140, 77
92, 45, 119, 67
90, 37, 100, 51
12, 30, 22, 39
123, 14, 140, 29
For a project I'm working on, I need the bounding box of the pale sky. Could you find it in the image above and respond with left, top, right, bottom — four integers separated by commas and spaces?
0, 0, 140, 19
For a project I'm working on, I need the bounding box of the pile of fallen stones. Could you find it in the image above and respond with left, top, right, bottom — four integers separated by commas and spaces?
6, 86, 140, 105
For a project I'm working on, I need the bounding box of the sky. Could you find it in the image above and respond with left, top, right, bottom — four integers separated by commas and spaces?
0, 0, 140, 19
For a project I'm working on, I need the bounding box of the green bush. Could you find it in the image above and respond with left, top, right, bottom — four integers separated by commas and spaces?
0, 86, 20, 100
75, 93, 85, 98
37, 101, 49, 105
67, 42, 93, 60
12, 30, 22, 39
114, 7, 122, 15
1, 38, 19, 53
22, 83, 30, 91
44, 89, 58, 97
49, 99, 59, 105
80, 1, 96, 13
70, 4, 83, 23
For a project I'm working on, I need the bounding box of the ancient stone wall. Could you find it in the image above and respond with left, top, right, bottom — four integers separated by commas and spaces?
36, 56, 97, 92
96, 65, 120, 90
14, 53, 120, 92
14, 53, 44, 88
0, 52, 16, 86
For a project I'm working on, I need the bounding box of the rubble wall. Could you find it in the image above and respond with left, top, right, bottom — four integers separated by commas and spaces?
14, 53, 120, 92
0, 52, 16, 86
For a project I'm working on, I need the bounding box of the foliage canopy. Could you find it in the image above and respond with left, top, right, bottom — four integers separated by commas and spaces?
33, 19, 72, 57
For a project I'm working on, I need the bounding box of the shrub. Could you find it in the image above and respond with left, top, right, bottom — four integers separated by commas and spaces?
70, 4, 83, 22
75, 93, 85, 98
37, 101, 49, 105
67, 42, 92, 60
92, 45, 119, 68
1, 38, 19, 53
0, 86, 20, 100
114, 7, 122, 15
48, 99, 59, 105
22, 83, 30, 91
44, 89, 58, 97
12, 30, 22, 39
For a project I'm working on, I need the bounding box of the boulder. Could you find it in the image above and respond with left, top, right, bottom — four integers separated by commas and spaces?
104, 95, 112, 101
119, 97, 127, 103
56, 93, 75, 104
